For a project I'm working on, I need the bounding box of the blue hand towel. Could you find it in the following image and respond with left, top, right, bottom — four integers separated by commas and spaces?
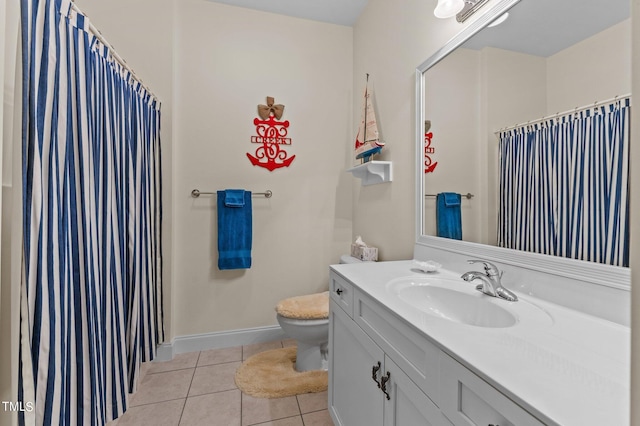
217, 190, 252, 270
436, 192, 462, 240
224, 189, 245, 207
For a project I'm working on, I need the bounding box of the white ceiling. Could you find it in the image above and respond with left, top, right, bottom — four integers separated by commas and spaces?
206, 0, 629, 56
206, 0, 369, 26
462, 0, 630, 57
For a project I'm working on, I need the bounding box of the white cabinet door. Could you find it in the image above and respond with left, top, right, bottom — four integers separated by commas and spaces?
353, 288, 440, 404
439, 355, 545, 426
383, 356, 452, 426
329, 300, 385, 426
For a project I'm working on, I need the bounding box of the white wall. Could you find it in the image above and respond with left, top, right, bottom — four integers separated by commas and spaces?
76, 0, 353, 339
419, 46, 548, 246
351, 0, 501, 261
75, 0, 176, 340
173, 1, 353, 337
0, 0, 6, 328
547, 19, 631, 113
423, 48, 483, 242
0, 1, 19, 424
630, 0, 639, 423
481, 47, 547, 244
0, 1, 8, 423
481, 47, 547, 133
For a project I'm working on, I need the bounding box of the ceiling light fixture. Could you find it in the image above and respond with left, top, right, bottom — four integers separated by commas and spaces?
433, 0, 465, 19
488, 12, 509, 27
455, 0, 490, 23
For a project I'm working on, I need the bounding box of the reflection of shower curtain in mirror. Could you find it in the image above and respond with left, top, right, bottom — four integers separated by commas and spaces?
497, 98, 630, 267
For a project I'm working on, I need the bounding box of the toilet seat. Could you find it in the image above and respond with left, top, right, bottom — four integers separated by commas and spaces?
276, 291, 329, 320
275, 315, 328, 326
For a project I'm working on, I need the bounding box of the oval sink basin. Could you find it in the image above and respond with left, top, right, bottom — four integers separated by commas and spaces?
386, 276, 553, 328
395, 284, 516, 328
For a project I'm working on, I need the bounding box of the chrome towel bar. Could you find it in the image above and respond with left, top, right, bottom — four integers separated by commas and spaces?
191, 189, 273, 198
425, 193, 474, 199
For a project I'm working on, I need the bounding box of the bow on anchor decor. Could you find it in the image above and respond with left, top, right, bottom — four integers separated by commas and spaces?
257, 97, 284, 120
247, 96, 295, 171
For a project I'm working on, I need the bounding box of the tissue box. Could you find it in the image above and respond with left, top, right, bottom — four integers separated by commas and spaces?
351, 244, 378, 261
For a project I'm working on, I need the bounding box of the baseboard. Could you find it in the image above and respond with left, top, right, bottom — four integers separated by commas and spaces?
154, 325, 286, 362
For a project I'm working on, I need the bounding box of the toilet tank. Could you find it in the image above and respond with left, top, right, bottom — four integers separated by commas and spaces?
339, 255, 363, 264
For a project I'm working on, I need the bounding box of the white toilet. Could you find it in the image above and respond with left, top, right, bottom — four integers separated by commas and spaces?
275, 255, 363, 371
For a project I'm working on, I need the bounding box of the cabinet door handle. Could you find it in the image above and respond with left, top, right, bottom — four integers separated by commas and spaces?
371, 362, 381, 387
380, 371, 391, 400
336, 288, 343, 295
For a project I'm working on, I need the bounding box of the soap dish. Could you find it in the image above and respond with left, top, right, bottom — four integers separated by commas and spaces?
412, 260, 442, 273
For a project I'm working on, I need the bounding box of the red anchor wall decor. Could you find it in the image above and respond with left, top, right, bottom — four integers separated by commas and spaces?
246, 97, 295, 171
424, 120, 438, 174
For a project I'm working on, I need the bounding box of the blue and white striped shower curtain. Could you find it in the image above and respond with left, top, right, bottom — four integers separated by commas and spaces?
20, 0, 163, 424
497, 98, 630, 267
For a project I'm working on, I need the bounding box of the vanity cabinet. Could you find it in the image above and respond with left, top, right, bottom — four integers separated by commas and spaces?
329, 301, 384, 426
329, 270, 547, 426
439, 355, 545, 426
329, 299, 446, 426
383, 355, 449, 426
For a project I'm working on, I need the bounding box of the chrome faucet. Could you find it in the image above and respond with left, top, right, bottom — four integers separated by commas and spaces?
461, 260, 518, 302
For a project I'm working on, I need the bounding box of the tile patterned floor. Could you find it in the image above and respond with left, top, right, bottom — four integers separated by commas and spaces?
107, 339, 334, 426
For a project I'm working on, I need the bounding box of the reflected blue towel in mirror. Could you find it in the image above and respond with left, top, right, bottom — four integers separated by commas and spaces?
436, 192, 462, 240
217, 190, 252, 270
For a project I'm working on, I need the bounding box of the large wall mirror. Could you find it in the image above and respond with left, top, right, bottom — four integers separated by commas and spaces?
415, 0, 631, 287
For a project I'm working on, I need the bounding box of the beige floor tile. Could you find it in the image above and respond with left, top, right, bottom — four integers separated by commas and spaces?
139, 360, 152, 382
148, 352, 200, 374
249, 416, 304, 426
129, 369, 194, 406
301, 410, 334, 426
241, 393, 300, 426
108, 342, 333, 425
198, 346, 242, 366
243, 341, 284, 360
179, 390, 241, 426
114, 399, 185, 426
296, 391, 328, 413
189, 362, 241, 396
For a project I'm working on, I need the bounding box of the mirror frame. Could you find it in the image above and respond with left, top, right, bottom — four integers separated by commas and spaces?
415, 0, 630, 291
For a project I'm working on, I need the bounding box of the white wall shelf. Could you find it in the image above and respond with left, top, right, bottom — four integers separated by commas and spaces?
347, 161, 393, 186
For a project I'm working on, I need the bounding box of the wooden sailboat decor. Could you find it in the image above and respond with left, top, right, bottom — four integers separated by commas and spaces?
354, 74, 385, 163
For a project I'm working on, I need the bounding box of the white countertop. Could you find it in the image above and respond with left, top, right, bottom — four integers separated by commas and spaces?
330, 260, 630, 426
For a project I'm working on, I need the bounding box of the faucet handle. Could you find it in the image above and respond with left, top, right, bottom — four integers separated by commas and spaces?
467, 259, 502, 277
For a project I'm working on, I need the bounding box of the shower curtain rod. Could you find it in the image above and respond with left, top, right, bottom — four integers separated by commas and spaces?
70, 2, 160, 103
495, 93, 631, 135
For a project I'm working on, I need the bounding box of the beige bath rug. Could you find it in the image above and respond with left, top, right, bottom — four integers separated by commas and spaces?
235, 347, 328, 398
